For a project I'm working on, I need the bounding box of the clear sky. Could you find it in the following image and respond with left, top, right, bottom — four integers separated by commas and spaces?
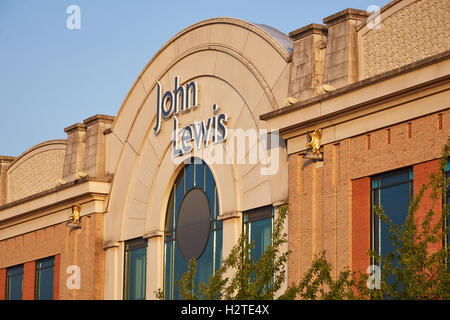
0, 0, 387, 157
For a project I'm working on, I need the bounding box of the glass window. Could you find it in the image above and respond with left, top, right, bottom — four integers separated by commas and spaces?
124, 238, 147, 300
371, 168, 413, 271
35, 256, 55, 300
164, 158, 222, 300
243, 206, 274, 263
6, 264, 24, 300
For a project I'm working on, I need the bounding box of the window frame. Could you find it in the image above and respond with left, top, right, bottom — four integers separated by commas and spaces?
370, 167, 413, 266
243, 205, 274, 262
5, 264, 24, 300
123, 237, 148, 300
34, 256, 55, 300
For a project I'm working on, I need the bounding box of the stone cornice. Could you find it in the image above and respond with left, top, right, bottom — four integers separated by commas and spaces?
260, 51, 450, 122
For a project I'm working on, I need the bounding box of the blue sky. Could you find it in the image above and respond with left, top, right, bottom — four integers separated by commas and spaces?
0, 0, 387, 157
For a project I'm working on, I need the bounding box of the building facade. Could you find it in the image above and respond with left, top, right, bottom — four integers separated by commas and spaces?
0, 0, 449, 300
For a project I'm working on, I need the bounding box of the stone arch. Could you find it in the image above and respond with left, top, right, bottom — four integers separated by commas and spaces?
103, 17, 291, 299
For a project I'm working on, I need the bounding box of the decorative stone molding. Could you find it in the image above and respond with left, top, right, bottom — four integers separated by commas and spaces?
103, 240, 121, 250
218, 211, 242, 221
143, 230, 164, 239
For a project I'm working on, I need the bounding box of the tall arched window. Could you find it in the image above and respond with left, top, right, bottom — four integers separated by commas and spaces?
164, 158, 222, 299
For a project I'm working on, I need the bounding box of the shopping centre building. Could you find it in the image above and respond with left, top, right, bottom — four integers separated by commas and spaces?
0, 0, 449, 300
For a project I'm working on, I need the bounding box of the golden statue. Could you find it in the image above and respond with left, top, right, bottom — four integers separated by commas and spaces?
69, 205, 81, 224
306, 129, 322, 155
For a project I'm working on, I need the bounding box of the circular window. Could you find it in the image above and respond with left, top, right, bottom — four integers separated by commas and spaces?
176, 188, 210, 260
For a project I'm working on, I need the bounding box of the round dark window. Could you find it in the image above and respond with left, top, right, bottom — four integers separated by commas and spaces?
176, 188, 211, 261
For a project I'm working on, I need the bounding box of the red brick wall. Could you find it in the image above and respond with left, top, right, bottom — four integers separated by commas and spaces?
22, 261, 35, 300
413, 160, 442, 252
351, 177, 371, 273
0, 213, 105, 300
54, 254, 60, 300
0, 268, 5, 300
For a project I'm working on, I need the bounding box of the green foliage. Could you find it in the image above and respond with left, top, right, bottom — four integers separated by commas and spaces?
156, 140, 449, 300
367, 140, 450, 299
175, 205, 292, 300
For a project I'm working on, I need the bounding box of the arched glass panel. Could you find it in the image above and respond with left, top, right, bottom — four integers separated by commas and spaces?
164, 158, 222, 300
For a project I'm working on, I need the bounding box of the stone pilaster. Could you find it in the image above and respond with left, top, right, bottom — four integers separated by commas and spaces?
62, 123, 86, 180
82, 115, 115, 179
288, 23, 328, 101
322, 9, 369, 89
0, 156, 15, 205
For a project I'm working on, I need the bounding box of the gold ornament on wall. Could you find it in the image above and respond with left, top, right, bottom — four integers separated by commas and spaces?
303, 128, 323, 161
67, 204, 82, 228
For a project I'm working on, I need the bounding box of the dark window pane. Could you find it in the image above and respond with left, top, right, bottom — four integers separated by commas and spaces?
185, 163, 194, 191
249, 218, 272, 262
372, 179, 379, 189
165, 189, 174, 232
35, 257, 55, 300
215, 228, 223, 271
379, 170, 410, 187
195, 232, 214, 290
6, 265, 23, 300
164, 241, 173, 300
244, 206, 273, 263
371, 168, 413, 286
173, 241, 188, 300
205, 165, 215, 220
195, 162, 204, 190
124, 239, 147, 300
175, 170, 185, 224
245, 206, 273, 223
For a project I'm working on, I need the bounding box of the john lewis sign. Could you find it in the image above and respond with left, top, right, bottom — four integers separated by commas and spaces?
153, 76, 228, 157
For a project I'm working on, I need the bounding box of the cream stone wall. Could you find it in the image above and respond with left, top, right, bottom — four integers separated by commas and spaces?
7, 140, 66, 203
360, 0, 449, 79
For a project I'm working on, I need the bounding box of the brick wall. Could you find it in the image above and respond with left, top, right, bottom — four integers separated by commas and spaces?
0, 268, 5, 300
413, 160, 442, 253
0, 213, 104, 300
23, 261, 35, 300
351, 110, 450, 180
288, 139, 353, 282
288, 110, 449, 285
351, 177, 371, 273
